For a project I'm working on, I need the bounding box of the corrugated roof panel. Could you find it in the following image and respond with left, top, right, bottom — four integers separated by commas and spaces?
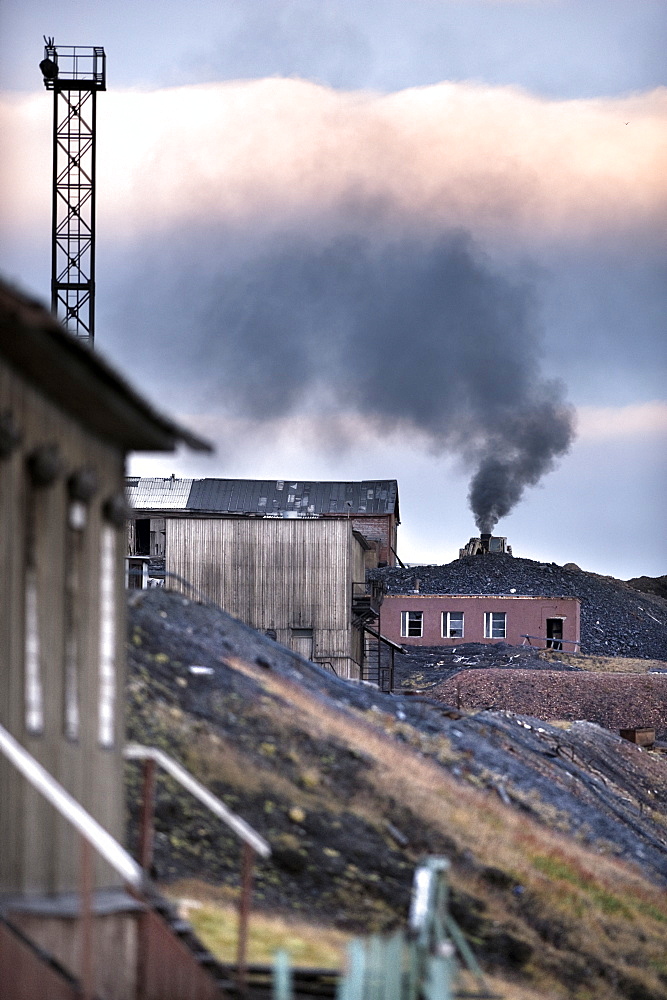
126, 477, 194, 509
128, 477, 399, 515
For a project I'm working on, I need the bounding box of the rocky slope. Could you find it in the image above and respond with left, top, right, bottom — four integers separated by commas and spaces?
125, 588, 667, 1000
371, 556, 667, 659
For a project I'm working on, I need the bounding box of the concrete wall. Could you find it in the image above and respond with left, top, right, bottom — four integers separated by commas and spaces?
381, 594, 580, 648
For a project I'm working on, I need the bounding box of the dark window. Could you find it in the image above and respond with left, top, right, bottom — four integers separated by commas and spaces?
484, 612, 506, 639
442, 612, 464, 638
546, 618, 564, 650
401, 611, 423, 637
135, 518, 150, 555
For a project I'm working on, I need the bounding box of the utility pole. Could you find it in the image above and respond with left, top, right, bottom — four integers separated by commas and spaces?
40, 38, 106, 347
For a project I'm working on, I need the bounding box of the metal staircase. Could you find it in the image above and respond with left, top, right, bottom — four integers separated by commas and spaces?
0, 724, 269, 1000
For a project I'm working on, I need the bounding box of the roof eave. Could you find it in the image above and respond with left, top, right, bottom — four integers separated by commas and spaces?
0, 282, 212, 454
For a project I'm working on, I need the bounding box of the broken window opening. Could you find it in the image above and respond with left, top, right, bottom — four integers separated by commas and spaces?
134, 517, 150, 555
442, 611, 464, 639
400, 611, 423, 637
484, 611, 506, 639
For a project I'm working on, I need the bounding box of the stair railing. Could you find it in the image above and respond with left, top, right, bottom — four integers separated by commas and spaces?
124, 743, 271, 989
0, 722, 144, 1000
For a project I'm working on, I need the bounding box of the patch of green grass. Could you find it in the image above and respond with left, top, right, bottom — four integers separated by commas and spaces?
531, 854, 634, 919
641, 903, 667, 925
175, 896, 350, 968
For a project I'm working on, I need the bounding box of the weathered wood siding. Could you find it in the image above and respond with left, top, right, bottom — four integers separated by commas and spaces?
0, 358, 127, 894
167, 518, 364, 677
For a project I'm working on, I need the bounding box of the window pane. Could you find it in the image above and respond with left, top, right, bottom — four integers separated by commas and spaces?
443, 612, 464, 638
402, 610, 423, 636
25, 570, 44, 734
484, 611, 506, 639
492, 612, 506, 638
450, 612, 464, 638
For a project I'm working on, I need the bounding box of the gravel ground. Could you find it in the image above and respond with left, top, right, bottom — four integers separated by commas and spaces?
433, 668, 667, 737
390, 640, 582, 693
371, 556, 667, 659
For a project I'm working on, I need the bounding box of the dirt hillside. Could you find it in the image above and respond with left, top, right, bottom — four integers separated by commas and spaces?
126, 588, 667, 1000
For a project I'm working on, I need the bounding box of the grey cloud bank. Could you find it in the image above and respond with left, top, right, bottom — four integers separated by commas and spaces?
111, 229, 575, 533
2, 0, 664, 97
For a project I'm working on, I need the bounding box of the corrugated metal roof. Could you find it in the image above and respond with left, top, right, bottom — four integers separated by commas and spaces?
126, 477, 399, 517
126, 477, 194, 509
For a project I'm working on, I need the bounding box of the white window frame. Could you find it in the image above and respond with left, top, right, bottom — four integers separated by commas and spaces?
24, 569, 44, 735
400, 610, 423, 637
98, 526, 117, 748
442, 611, 464, 639
484, 611, 506, 639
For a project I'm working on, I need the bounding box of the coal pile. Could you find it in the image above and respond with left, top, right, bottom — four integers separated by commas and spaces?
371, 556, 667, 659
391, 640, 582, 692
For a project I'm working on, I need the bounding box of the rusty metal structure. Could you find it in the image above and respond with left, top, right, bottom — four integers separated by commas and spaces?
40, 38, 106, 347
459, 534, 513, 557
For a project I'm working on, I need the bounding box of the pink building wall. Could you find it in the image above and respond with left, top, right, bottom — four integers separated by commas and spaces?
380, 594, 580, 649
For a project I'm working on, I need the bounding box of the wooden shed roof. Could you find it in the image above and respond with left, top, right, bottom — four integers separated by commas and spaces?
0, 279, 211, 454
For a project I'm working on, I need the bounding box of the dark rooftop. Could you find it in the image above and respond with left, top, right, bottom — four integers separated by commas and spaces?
127, 477, 399, 519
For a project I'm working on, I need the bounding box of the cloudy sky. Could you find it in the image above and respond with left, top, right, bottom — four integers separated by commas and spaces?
1, 1, 665, 578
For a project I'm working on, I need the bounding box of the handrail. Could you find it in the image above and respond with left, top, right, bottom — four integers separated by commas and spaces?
0, 722, 143, 887
521, 634, 581, 652
123, 743, 271, 857
125, 742, 271, 989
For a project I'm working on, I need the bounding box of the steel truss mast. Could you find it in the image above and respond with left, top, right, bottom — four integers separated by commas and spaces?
41, 38, 106, 347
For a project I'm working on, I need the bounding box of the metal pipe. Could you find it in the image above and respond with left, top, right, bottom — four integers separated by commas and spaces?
124, 744, 270, 857
237, 842, 255, 993
80, 834, 94, 1000
138, 756, 157, 872
0, 723, 143, 886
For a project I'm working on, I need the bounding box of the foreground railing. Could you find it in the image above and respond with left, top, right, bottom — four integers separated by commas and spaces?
521, 634, 581, 652
273, 857, 498, 1000
0, 725, 270, 999
0, 723, 144, 1000
124, 743, 271, 989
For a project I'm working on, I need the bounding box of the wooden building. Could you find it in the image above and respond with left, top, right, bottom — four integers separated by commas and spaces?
127, 477, 401, 679
168, 515, 377, 678
0, 280, 209, 996
126, 476, 400, 568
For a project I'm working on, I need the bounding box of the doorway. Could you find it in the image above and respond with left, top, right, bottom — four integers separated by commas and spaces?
291, 628, 314, 661
546, 618, 564, 650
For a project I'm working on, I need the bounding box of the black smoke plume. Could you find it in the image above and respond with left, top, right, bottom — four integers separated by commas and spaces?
114, 227, 575, 529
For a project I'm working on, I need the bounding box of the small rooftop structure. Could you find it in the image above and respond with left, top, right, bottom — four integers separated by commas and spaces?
460, 534, 512, 557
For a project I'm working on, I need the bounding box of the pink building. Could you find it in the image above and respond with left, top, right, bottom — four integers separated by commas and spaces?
381, 594, 580, 650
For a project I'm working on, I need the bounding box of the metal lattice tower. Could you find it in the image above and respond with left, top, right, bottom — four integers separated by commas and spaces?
40, 38, 106, 347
